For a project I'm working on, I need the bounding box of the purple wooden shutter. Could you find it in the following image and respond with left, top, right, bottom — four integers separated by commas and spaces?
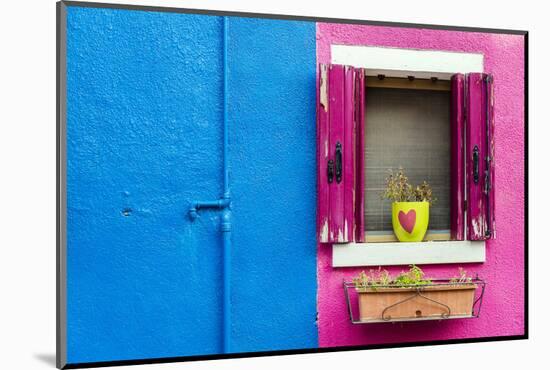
465, 73, 495, 240
450, 74, 465, 240
318, 64, 330, 242
317, 64, 364, 243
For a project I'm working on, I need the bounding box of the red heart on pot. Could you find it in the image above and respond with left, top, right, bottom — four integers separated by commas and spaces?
398, 210, 416, 233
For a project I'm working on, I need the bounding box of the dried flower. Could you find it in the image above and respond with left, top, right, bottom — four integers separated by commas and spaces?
381, 168, 436, 205
449, 267, 473, 285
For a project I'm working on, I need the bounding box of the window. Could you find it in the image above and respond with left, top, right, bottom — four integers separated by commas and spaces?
316, 64, 495, 247
364, 83, 451, 242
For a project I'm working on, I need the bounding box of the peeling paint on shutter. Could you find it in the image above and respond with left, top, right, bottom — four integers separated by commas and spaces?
450, 73, 465, 240
466, 73, 495, 240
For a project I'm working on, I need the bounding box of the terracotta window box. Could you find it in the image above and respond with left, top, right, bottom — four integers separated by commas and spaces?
344, 278, 486, 324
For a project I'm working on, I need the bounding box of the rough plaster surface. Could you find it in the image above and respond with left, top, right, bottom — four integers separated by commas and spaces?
316, 23, 525, 347
67, 8, 225, 363
66, 6, 317, 363
228, 17, 318, 353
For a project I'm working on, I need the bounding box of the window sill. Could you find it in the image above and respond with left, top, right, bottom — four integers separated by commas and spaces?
332, 240, 485, 267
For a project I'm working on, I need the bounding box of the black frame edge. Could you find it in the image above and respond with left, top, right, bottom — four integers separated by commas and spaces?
57, 1, 68, 369
523, 32, 529, 339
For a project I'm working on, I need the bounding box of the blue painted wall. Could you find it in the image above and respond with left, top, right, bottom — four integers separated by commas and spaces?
228, 17, 317, 353
66, 6, 317, 363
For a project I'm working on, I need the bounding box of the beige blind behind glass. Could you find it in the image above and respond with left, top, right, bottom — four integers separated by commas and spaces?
364, 87, 451, 232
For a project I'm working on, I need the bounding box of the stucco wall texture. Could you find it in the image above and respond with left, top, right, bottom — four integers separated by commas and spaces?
316, 23, 525, 347
67, 8, 225, 362
66, 6, 317, 363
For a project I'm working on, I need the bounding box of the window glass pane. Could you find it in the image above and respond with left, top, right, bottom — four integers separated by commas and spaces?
364, 87, 450, 232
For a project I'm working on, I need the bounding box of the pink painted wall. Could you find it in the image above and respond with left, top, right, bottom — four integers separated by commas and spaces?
316, 23, 525, 347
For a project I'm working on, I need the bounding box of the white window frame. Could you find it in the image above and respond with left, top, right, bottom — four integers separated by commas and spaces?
330, 44, 486, 267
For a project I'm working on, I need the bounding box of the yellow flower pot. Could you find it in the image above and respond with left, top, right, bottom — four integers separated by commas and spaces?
392, 201, 429, 242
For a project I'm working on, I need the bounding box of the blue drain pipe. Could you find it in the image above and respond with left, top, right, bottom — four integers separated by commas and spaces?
221, 16, 231, 354
188, 16, 232, 354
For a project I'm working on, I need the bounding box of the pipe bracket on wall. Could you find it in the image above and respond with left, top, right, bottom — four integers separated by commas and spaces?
188, 199, 231, 221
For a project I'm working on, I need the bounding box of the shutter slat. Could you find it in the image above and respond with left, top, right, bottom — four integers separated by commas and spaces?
317, 64, 330, 242
354, 69, 365, 242
466, 73, 495, 240
487, 75, 496, 238
343, 66, 355, 242
450, 74, 465, 240
328, 65, 346, 242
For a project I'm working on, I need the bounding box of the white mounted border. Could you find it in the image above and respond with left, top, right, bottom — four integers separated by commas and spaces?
333, 241, 485, 267
331, 45, 484, 80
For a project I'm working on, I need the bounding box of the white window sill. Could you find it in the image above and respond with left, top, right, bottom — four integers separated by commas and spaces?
332, 241, 485, 267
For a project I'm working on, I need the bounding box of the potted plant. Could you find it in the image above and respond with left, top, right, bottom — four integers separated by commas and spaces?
353, 266, 478, 322
382, 168, 436, 242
